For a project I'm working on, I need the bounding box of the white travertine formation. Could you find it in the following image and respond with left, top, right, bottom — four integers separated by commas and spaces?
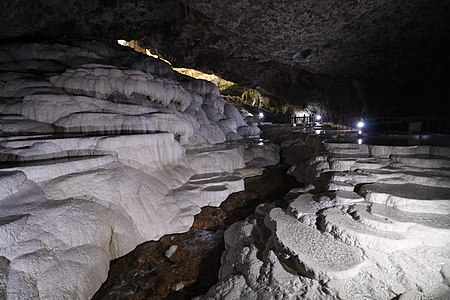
0, 41, 263, 145
0, 115, 55, 135
360, 183, 450, 214
49, 64, 200, 111
199, 128, 450, 299
21, 94, 159, 122
0, 41, 280, 299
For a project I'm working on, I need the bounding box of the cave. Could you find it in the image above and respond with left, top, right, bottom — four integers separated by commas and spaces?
0, 1, 450, 299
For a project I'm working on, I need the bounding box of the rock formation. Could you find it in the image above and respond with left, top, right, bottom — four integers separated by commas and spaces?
197, 126, 450, 299
0, 1, 449, 298
0, 41, 278, 299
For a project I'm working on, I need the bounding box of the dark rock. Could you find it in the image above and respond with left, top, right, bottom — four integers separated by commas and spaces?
1, 0, 449, 116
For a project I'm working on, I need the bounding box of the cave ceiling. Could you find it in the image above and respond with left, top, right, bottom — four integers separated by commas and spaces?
1, 0, 449, 115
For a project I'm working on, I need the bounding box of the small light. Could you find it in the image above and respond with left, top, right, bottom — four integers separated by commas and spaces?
357, 121, 365, 128
315, 115, 322, 121
358, 130, 362, 134
358, 138, 363, 144
259, 112, 264, 118
293, 123, 297, 127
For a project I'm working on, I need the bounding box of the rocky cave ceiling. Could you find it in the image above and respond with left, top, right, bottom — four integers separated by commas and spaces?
1, 0, 450, 116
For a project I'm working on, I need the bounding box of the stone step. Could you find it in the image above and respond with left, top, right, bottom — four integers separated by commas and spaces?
265, 207, 364, 281
349, 203, 450, 247
0, 133, 185, 172
0, 155, 115, 182
332, 168, 450, 188
327, 180, 355, 191
320, 207, 414, 253
390, 154, 450, 169
169, 172, 244, 208
0, 115, 54, 135
368, 203, 450, 230
359, 183, 450, 214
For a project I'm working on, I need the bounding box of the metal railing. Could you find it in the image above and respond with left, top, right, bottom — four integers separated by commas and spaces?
290, 115, 450, 134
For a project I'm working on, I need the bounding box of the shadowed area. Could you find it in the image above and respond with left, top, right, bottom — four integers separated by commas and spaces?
0, 0, 449, 116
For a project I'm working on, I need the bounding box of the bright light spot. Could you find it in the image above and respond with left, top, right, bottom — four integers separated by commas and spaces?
293, 110, 310, 117
358, 130, 362, 134
357, 121, 365, 128
315, 130, 322, 134
358, 138, 363, 144
293, 123, 297, 127
259, 112, 264, 118
117, 40, 172, 64
315, 115, 322, 121
258, 142, 264, 146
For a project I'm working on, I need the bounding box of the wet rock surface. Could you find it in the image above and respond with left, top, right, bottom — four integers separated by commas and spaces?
92, 165, 298, 300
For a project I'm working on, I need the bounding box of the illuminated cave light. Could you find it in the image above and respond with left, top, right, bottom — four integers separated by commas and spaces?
358, 138, 363, 144
357, 121, 365, 128
259, 112, 264, 118
293, 110, 310, 117
117, 40, 172, 64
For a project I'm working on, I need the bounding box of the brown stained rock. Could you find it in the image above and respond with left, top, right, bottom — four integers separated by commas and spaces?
93, 229, 224, 300
92, 165, 298, 300
192, 207, 226, 230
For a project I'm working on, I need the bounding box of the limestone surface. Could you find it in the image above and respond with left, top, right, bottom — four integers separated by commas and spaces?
0, 41, 279, 299
198, 127, 450, 299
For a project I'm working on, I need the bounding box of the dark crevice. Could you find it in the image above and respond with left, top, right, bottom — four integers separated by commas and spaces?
92, 164, 299, 300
